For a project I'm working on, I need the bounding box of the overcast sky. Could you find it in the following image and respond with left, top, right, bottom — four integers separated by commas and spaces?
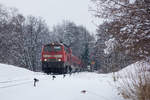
0, 0, 98, 33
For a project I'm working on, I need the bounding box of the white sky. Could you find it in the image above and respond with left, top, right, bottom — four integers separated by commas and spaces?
0, 0, 98, 33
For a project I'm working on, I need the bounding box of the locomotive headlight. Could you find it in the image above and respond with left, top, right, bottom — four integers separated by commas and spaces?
58, 59, 61, 61
44, 59, 47, 61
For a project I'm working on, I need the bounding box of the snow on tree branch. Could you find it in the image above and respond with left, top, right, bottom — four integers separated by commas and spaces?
104, 38, 118, 54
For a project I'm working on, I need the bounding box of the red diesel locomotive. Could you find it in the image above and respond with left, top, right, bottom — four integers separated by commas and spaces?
41, 42, 82, 74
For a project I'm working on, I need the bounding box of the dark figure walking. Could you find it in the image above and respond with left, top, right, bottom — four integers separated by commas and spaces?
34, 78, 39, 87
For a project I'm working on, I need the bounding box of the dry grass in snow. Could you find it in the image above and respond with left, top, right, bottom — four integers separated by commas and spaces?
114, 61, 150, 100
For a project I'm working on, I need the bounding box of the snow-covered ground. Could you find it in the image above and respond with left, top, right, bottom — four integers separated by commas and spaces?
0, 63, 124, 100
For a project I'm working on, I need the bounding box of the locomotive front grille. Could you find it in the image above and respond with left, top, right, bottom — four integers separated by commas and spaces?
42, 61, 64, 68
47, 59, 57, 62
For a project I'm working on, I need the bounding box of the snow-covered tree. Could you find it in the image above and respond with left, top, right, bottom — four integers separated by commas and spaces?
52, 21, 95, 57
91, 0, 150, 64
22, 16, 51, 71
93, 22, 135, 73
0, 4, 52, 71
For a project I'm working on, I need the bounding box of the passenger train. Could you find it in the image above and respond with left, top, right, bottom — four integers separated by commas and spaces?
41, 42, 82, 74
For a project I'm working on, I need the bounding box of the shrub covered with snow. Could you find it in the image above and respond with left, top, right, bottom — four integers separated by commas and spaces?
116, 61, 150, 100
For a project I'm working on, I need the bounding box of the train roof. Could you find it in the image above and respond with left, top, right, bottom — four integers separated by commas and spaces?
44, 42, 63, 46
44, 42, 70, 48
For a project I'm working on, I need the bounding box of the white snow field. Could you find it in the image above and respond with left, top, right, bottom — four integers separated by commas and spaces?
0, 63, 124, 100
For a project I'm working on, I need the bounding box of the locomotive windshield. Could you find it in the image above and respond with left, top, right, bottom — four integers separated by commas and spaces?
44, 45, 62, 52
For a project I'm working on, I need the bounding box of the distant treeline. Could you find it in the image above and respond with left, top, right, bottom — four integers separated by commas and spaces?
0, 4, 95, 71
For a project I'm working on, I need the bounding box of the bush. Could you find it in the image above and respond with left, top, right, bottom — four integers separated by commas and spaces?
116, 61, 150, 100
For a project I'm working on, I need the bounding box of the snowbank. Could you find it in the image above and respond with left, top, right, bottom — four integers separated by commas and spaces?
0, 63, 34, 80
115, 61, 150, 100
116, 61, 150, 79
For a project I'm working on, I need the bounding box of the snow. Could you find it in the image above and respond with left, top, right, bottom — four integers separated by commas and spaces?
117, 61, 150, 78
0, 63, 124, 100
129, 0, 136, 4
114, 61, 150, 85
104, 38, 118, 54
